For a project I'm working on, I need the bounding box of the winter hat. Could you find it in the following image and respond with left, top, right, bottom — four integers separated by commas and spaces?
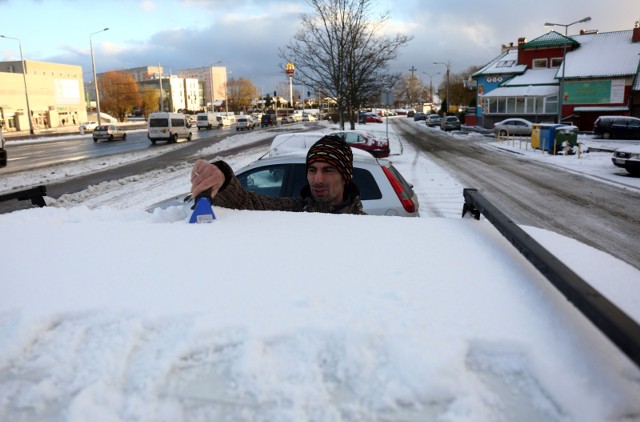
306, 135, 353, 183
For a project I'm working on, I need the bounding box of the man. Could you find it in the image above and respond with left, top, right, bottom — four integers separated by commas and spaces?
190, 135, 366, 215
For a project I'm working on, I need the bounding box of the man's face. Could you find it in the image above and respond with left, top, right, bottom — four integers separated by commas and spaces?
307, 162, 346, 205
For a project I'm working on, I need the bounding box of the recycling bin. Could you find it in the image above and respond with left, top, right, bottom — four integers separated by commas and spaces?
539, 124, 565, 154
531, 124, 542, 149
555, 125, 579, 148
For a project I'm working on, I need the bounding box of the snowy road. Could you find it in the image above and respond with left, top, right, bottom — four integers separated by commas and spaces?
393, 118, 640, 271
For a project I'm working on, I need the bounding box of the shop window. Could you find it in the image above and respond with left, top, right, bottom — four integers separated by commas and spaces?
526, 98, 535, 114
516, 98, 525, 113
545, 95, 558, 114
507, 98, 516, 113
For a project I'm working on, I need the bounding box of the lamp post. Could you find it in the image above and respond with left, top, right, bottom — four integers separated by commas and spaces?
0, 34, 34, 134
544, 16, 591, 123
433, 61, 451, 115
422, 71, 440, 112
90, 28, 109, 126
225, 70, 232, 115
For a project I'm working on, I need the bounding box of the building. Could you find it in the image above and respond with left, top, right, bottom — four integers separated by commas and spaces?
472, 20, 640, 130
176, 66, 227, 111
0, 60, 86, 132
104, 66, 200, 113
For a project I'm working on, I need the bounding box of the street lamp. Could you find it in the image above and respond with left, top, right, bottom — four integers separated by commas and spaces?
433, 61, 451, 115
0, 34, 34, 135
90, 27, 109, 126
422, 71, 440, 111
544, 16, 591, 123
225, 70, 232, 115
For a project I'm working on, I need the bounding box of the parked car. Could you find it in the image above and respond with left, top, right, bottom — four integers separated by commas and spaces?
261, 114, 278, 127
301, 113, 316, 122
611, 145, 640, 175
79, 121, 99, 132
92, 125, 126, 142
440, 115, 461, 131
270, 130, 390, 159
236, 116, 255, 131
235, 148, 419, 217
360, 112, 383, 123
413, 112, 427, 121
593, 116, 640, 140
493, 118, 533, 136
329, 130, 390, 158
425, 114, 442, 127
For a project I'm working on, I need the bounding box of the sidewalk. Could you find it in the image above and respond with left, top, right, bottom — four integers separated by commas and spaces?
2, 122, 147, 142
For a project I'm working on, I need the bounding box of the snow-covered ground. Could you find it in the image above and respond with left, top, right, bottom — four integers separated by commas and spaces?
1, 120, 640, 421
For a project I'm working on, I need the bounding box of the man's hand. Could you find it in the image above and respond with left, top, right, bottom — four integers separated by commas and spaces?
190, 160, 225, 200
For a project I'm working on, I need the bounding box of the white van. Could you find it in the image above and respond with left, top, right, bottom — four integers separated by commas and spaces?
147, 112, 192, 144
216, 115, 232, 127
269, 131, 325, 156
196, 112, 216, 130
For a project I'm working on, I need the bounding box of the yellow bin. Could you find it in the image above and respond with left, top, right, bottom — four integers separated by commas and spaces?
531, 124, 542, 149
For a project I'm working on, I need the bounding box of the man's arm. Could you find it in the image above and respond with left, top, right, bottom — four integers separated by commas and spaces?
190, 159, 303, 211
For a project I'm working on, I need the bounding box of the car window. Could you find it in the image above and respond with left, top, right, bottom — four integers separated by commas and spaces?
628, 120, 640, 128
149, 118, 168, 127
342, 132, 364, 145
237, 164, 287, 198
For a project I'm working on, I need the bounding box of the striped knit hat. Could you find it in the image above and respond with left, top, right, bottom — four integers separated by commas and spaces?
306, 135, 353, 183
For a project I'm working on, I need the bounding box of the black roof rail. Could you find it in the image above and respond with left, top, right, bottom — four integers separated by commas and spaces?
462, 187, 640, 368
0, 185, 48, 207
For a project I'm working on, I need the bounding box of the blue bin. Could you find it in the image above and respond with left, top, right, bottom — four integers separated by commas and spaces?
539, 124, 565, 154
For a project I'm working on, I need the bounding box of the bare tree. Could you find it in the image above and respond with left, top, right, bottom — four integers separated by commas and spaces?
435, 65, 481, 112
281, 0, 412, 129
394, 74, 425, 106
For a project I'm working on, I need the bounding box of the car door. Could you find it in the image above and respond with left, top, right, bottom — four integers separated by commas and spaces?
627, 119, 640, 139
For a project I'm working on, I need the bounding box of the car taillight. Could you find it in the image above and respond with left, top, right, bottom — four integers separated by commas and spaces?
382, 166, 416, 214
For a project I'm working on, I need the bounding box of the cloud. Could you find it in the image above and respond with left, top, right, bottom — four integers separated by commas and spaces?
140, 0, 155, 12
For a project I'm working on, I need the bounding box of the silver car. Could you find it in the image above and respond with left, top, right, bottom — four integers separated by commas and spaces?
234, 148, 419, 217
425, 114, 442, 127
236, 117, 255, 131
493, 118, 533, 136
146, 149, 419, 217
92, 125, 126, 142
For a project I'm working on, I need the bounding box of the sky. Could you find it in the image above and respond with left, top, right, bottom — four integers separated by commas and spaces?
0, 0, 637, 94
1, 119, 640, 419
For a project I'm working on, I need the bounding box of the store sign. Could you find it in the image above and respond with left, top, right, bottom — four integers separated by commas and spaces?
564, 79, 625, 104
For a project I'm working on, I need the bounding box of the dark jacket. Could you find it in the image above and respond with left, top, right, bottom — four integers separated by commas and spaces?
211, 160, 366, 215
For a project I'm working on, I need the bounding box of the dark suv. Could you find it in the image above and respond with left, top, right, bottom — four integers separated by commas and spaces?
261, 114, 278, 127
593, 116, 640, 140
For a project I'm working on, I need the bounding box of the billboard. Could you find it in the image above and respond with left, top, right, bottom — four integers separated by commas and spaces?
54, 79, 81, 105
564, 79, 625, 105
